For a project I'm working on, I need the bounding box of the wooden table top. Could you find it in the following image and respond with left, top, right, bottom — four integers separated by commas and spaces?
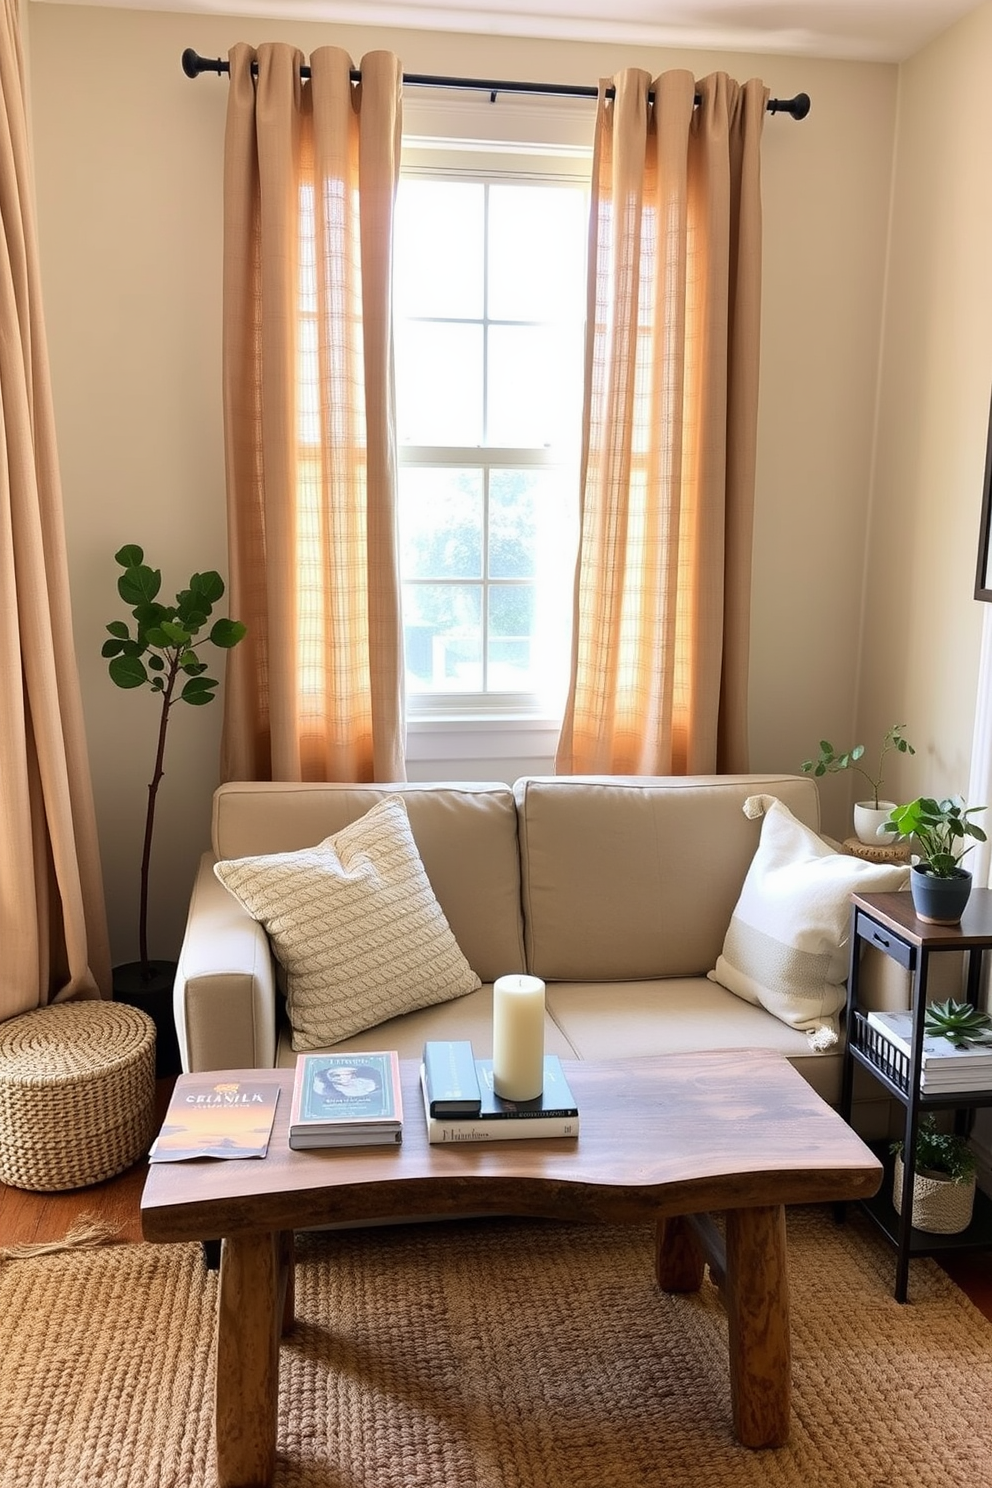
140, 1050, 882, 1244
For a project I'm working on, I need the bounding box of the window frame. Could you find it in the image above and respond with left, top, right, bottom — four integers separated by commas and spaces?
396, 101, 592, 723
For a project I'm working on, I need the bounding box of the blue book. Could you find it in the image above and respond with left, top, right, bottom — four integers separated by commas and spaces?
423, 1040, 483, 1116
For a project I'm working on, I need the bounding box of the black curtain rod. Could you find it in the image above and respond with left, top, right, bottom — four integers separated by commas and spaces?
181, 48, 811, 119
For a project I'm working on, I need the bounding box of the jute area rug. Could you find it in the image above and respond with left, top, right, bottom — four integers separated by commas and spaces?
2, 1205, 991, 1488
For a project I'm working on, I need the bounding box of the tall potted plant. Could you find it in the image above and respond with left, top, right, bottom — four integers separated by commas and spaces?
800, 724, 915, 844
102, 545, 246, 1067
883, 796, 987, 925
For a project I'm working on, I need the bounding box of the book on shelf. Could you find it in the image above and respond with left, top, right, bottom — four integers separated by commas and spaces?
420, 1053, 580, 1144
288, 1050, 403, 1150
865, 1010, 992, 1092
149, 1075, 279, 1162
422, 1039, 482, 1116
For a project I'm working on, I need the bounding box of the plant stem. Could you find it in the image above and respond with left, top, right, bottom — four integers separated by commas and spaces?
138, 654, 179, 975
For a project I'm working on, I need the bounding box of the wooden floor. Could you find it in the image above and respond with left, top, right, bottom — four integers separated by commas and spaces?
2, 1077, 990, 1321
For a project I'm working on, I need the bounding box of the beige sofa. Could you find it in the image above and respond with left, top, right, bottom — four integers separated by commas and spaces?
174, 772, 903, 1131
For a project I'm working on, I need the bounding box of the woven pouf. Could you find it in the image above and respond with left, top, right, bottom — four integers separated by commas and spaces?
0, 1001, 157, 1191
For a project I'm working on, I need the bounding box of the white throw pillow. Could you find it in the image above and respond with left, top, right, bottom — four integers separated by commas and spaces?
213, 795, 481, 1050
708, 794, 910, 1048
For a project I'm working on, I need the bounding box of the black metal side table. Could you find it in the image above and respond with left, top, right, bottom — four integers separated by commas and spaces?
840, 888, 992, 1301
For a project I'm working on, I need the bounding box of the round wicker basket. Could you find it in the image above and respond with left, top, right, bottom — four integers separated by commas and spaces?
893, 1152, 976, 1234
0, 1001, 157, 1192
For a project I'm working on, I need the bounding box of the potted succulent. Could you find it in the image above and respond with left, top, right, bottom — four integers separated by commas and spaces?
883, 796, 987, 925
891, 1116, 977, 1234
102, 545, 246, 1071
800, 724, 915, 845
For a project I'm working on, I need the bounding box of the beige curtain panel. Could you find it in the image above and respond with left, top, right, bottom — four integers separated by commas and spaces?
556, 69, 767, 777
221, 43, 406, 784
0, 0, 110, 1018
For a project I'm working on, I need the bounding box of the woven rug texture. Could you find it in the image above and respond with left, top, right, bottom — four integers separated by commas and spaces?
2, 1206, 991, 1488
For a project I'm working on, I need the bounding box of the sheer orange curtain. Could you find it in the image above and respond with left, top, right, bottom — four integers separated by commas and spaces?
221, 44, 405, 783
556, 69, 767, 777
0, 0, 110, 1018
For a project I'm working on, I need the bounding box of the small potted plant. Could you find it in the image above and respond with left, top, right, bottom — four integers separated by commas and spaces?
891, 1116, 977, 1234
883, 796, 986, 925
800, 724, 915, 845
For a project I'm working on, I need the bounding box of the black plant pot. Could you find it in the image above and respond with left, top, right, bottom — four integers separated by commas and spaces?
113, 959, 182, 1077
909, 864, 973, 926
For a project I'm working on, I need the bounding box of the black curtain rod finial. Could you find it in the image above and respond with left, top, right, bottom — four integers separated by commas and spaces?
179, 48, 810, 119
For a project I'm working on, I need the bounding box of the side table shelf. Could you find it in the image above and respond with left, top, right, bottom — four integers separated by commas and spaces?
857, 1142, 992, 1262
840, 888, 992, 1302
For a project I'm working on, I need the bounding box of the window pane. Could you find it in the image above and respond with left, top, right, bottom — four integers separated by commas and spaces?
394, 179, 484, 319
403, 583, 482, 692
487, 323, 584, 447
489, 471, 537, 578
488, 584, 536, 691
488, 184, 588, 322
396, 320, 483, 445
399, 468, 483, 579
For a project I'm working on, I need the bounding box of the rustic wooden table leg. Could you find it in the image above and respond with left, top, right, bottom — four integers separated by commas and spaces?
655, 1215, 706, 1291
723, 1204, 791, 1449
215, 1230, 290, 1487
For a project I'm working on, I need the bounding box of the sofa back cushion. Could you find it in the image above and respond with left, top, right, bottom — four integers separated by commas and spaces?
212, 781, 525, 983
514, 774, 822, 981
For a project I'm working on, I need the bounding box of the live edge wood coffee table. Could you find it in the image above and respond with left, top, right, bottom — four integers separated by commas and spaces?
141, 1050, 881, 1487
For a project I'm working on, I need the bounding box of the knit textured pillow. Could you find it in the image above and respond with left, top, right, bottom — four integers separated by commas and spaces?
213, 795, 481, 1050
708, 794, 910, 1050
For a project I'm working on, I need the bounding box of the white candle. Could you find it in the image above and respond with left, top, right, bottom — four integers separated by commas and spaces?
492, 974, 546, 1101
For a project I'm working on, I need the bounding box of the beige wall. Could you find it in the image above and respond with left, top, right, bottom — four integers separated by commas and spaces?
859, 2, 992, 814
27, 3, 899, 963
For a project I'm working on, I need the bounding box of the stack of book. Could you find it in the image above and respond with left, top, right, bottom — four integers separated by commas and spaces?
288, 1050, 403, 1149
866, 1010, 992, 1094
421, 1039, 579, 1143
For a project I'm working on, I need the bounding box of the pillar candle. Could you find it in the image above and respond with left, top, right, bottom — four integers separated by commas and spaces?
492, 974, 546, 1101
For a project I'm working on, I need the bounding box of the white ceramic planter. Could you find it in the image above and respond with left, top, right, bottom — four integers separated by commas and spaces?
853, 801, 898, 846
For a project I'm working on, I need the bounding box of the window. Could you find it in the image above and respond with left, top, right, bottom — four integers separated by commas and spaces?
393, 137, 589, 719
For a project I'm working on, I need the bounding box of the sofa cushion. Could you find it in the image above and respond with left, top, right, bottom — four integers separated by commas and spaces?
211, 780, 525, 983
708, 794, 910, 1044
544, 977, 842, 1105
213, 795, 481, 1050
515, 774, 823, 981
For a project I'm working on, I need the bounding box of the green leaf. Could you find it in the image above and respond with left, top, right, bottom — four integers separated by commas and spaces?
108, 654, 148, 689
114, 544, 144, 568
147, 654, 164, 672
159, 620, 192, 646
105, 620, 130, 640
101, 639, 125, 658
190, 571, 225, 603
143, 626, 172, 648
181, 659, 208, 676
210, 618, 247, 648
133, 602, 167, 628
176, 605, 209, 633
180, 676, 218, 704
118, 564, 161, 607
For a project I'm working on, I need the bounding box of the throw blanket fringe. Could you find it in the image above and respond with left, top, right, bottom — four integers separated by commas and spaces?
0, 1213, 122, 1262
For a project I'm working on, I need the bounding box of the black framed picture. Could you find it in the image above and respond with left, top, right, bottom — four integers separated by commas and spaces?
975, 385, 992, 601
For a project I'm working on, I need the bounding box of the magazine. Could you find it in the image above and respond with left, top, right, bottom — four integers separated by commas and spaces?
149, 1075, 279, 1162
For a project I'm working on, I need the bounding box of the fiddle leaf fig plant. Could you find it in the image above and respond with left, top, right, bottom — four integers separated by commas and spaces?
102, 545, 246, 975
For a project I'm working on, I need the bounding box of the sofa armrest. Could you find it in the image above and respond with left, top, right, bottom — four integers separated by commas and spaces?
173, 851, 278, 1072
